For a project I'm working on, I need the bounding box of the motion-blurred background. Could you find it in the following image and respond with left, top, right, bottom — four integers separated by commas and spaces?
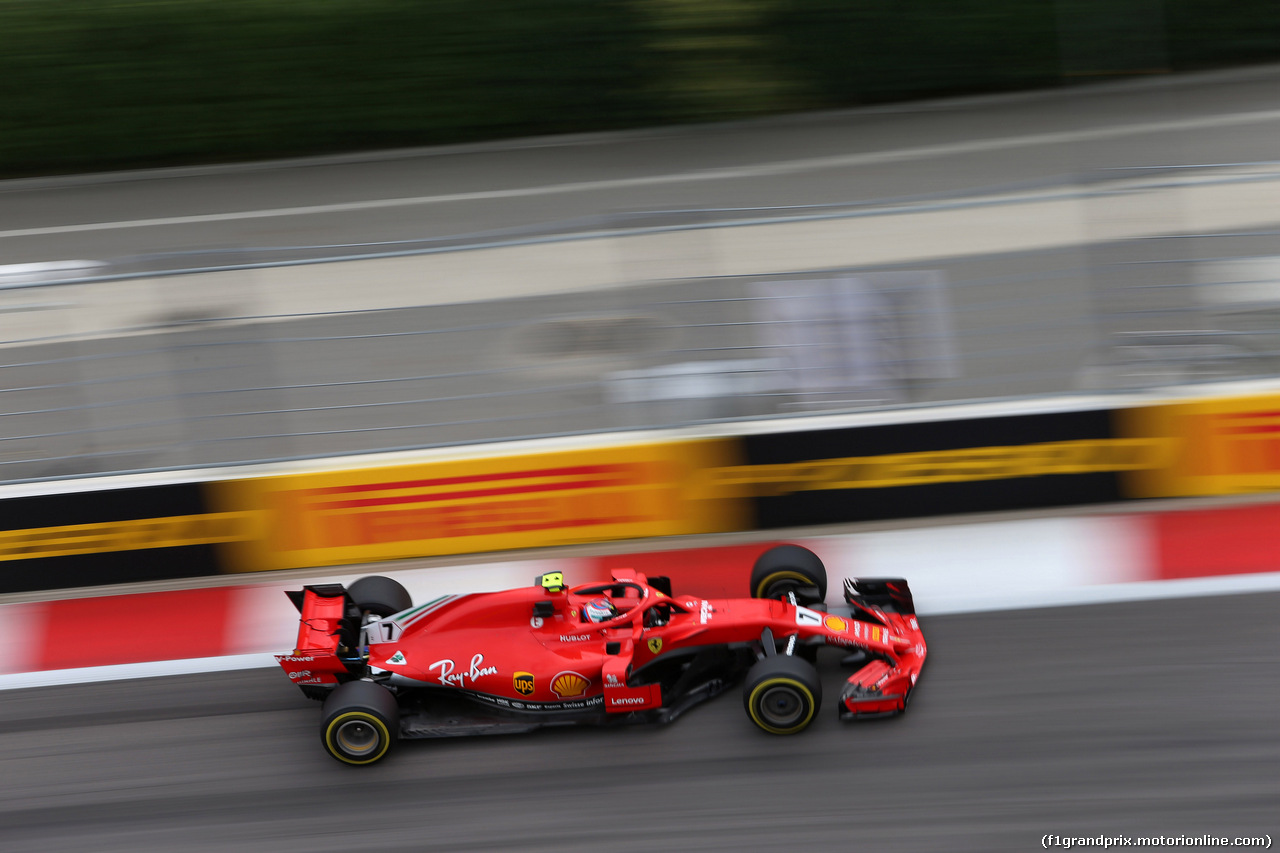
2, 0, 1279, 175
2, 0, 1280, 481
1, 3, 1279, 851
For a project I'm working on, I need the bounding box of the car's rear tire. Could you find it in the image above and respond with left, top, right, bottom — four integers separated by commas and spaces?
348, 575, 412, 617
742, 654, 822, 735
750, 545, 827, 602
320, 680, 400, 765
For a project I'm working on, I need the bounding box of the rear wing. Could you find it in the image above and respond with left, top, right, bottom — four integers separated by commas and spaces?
277, 584, 361, 696
285, 583, 359, 654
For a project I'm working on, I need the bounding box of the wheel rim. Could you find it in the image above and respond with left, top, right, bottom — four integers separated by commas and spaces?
335, 718, 382, 757
755, 570, 815, 600
757, 684, 805, 728
763, 580, 800, 600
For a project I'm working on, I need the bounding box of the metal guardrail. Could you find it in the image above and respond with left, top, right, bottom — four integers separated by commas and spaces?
1, 165, 1279, 484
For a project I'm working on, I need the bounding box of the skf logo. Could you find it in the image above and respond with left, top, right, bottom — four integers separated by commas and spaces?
647, 637, 663, 654
514, 672, 535, 696
551, 672, 589, 698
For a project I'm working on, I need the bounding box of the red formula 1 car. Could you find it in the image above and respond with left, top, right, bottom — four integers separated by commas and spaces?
277, 545, 926, 764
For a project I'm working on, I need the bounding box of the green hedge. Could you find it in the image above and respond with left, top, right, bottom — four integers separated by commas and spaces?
0, 0, 661, 175
1165, 0, 1280, 66
2, 0, 1279, 177
765, 0, 1280, 107
761, 0, 1061, 106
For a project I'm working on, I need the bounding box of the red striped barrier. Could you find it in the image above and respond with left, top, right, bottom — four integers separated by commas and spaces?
1150, 502, 1280, 580
4, 502, 1279, 680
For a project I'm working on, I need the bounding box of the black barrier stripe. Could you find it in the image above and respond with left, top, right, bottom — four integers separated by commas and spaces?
750, 472, 1125, 529
0, 483, 208, 531
0, 482, 222, 594
742, 408, 1127, 528
741, 409, 1116, 464
0, 545, 220, 595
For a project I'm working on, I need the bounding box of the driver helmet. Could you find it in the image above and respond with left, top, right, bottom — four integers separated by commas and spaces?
583, 597, 617, 623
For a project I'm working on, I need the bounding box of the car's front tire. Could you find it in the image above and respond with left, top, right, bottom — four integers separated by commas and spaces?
320, 680, 400, 765
742, 654, 822, 735
750, 544, 827, 602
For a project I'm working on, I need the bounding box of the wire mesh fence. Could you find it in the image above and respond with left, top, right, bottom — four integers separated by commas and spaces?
2, 166, 1279, 484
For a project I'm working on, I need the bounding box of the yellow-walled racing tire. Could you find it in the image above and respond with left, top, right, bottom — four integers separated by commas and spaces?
742, 654, 822, 735
320, 680, 400, 765
750, 544, 827, 602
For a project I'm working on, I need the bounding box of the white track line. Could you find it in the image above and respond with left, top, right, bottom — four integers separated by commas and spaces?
5, 108, 1280, 240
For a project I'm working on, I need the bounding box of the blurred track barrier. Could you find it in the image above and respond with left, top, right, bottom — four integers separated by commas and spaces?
1118, 392, 1280, 497
0, 480, 227, 593
5, 164, 1280, 484
6, 389, 1280, 594
716, 408, 1168, 528
5, 499, 1280, 686
206, 439, 748, 572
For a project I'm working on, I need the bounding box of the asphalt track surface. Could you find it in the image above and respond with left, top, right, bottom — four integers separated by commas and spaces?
5, 64, 1280, 261
2, 591, 1275, 852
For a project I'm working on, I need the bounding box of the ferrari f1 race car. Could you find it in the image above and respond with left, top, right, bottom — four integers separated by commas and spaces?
277, 545, 927, 764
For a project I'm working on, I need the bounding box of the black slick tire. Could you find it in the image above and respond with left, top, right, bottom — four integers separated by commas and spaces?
750, 545, 827, 601
320, 680, 400, 765
742, 654, 822, 735
347, 575, 412, 617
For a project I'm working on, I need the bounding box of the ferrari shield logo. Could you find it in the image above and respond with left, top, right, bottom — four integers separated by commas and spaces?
514, 672, 535, 696
647, 637, 663, 654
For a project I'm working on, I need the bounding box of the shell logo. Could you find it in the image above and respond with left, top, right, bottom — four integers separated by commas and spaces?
824, 615, 848, 633
551, 671, 590, 698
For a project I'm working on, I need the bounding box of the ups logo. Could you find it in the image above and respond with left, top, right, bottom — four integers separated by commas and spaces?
514, 672, 535, 696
